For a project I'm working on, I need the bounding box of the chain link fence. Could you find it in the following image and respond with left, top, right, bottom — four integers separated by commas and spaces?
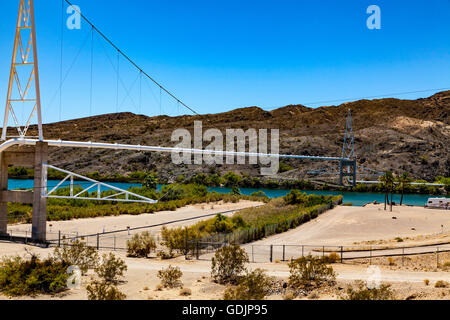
187, 240, 450, 267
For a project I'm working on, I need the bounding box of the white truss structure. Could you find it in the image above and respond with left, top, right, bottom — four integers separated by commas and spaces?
341, 109, 355, 161
2, 0, 43, 141
43, 165, 157, 204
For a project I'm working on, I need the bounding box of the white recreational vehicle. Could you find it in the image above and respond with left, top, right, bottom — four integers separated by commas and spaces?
426, 198, 450, 210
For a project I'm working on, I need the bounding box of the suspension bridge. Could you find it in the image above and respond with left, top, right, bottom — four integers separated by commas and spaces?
0, 0, 361, 242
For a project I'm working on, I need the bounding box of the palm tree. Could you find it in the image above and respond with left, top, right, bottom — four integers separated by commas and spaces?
379, 171, 394, 211
397, 172, 412, 206
388, 172, 396, 212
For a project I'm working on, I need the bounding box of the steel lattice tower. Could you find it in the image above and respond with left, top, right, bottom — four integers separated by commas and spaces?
2, 0, 43, 141
339, 109, 357, 186
341, 109, 355, 160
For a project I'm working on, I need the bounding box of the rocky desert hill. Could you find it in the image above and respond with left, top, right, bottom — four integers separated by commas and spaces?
10, 91, 450, 183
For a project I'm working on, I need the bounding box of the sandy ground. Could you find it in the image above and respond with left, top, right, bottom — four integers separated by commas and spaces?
0, 242, 449, 300
1, 203, 449, 300
246, 204, 450, 247
6, 200, 263, 249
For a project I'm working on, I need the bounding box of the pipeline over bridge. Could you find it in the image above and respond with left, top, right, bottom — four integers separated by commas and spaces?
0, 0, 358, 241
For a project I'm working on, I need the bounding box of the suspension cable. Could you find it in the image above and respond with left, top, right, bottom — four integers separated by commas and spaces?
59, 0, 64, 121
63, 0, 199, 116
89, 26, 94, 116
116, 50, 119, 113
139, 71, 142, 114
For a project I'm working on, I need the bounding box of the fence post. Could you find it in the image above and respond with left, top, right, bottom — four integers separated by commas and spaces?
270, 245, 273, 263
58, 231, 61, 248
302, 245, 304, 257
340, 246, 343, 264
185, 228, 188, 254
196, 241, 199, 260
370, 246, 372, 265
402, 247, 405, 266
113, 235, 116, 251
436, 247, 439, 268
96, 233, 99, 250
282, 245, 286, 262
323, 246, 325, 258
25, 231, 27, 244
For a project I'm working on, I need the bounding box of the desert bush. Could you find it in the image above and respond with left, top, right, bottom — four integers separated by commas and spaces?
157, 265, 183, 288
161, 226, 202, 256
343, 281, 396, 300
179, 288, 192, 296
322, 252, 340, 264
211, 245, 249, 284
94, 253, 127, 284
86, 280, 126, 300
283, 291, 295, 300
53, 240, 99, 275
223, 269, 273, 300
288, 255, 336, 290
435, 280, 449, 288
0, 255, 69, 296
424, 279, 430, 286
251, 191, 267, 198
127, 232, 157, 258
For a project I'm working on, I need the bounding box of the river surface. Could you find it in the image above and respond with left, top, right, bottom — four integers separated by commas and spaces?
8, 179, 447, 207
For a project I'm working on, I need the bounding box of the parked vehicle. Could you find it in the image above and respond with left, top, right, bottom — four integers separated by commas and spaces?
425, 198, 450, 210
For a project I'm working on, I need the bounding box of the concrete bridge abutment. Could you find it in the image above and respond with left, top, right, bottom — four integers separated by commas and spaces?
0, 142, 48, 242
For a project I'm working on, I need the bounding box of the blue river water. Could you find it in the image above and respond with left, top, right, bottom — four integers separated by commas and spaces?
8, 179, 447, 207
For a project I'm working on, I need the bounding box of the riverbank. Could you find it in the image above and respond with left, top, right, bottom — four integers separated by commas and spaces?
7, 179, 449, 207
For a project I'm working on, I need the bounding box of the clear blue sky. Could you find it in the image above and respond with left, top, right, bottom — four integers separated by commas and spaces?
0, 0, 449, 125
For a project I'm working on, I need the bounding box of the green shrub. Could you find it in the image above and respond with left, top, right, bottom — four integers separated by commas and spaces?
284, 190, 308, 205
52, 240, 99, 275
223, 269, 273, 300
86, 280, 126, 300
127, 232, 157, 258
343, 281, 395, 300
288, 255, 336, 290
161, 226, 201, 256
231, 186, 241, 196
279, 162, 294, 173
211, 245, 249, 284
94, 253, 127, 284
143, 172, 159, 189
250, 191, 267, 198
157, 265, 183, 288
0, 255, 69, 297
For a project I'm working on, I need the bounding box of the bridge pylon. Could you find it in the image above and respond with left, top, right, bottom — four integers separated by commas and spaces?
2, 0, 43, 141
339, 109, 357, 187
0, 0, 47, 242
